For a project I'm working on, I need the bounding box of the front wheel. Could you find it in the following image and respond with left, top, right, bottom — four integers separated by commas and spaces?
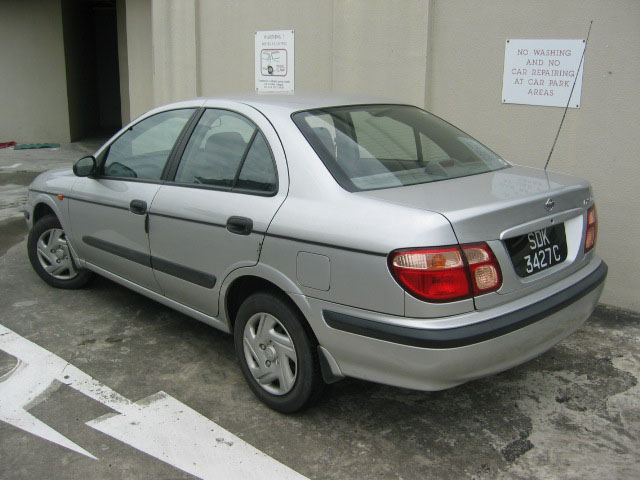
234, 292, 325, 413
27, 214, 94, 289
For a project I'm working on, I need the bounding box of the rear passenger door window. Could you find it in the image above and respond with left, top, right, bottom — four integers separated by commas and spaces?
174, 109, 277, 194
235, 131, 277, 192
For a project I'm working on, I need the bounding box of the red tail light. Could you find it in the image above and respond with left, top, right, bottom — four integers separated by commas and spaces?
462, 243, 503, 296
389, 243, 502, 303
391, 247, 470, 302
584, 205, 597, 252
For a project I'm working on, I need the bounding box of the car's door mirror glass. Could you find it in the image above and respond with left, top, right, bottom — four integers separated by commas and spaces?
73, 156, 96, 177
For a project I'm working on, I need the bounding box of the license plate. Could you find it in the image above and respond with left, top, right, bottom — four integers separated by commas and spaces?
504, 224, 567, 277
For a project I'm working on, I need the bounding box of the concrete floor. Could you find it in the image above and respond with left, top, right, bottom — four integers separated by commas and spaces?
1, 142, 639, 479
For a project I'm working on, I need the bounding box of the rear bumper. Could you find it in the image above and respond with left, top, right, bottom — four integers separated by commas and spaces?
308, 259, 607, 391
324, 261, 607, 349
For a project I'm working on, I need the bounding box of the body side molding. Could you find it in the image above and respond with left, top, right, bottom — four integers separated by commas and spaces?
82, 236, 216, 288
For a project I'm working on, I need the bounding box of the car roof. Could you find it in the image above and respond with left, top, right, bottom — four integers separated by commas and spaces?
167, 93, 408, 115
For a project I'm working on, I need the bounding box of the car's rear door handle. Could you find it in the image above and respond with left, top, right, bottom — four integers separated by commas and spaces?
226, 216, 253, 235
129, 199, 147, 215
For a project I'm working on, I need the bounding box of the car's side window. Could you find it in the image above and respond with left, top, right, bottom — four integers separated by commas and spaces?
102, 109, 194, 180
235, 131, 277, 192
174, 109, 277, 193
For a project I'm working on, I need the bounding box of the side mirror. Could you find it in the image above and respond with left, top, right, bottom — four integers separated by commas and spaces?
73, 156, 97, 177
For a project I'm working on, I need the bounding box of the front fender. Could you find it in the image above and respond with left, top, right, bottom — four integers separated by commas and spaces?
26, 192, 66, 230
26, 166, 77, 234
26, 191, 81, 265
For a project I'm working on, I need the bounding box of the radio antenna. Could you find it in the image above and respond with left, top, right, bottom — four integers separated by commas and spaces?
544, 20, 593, 171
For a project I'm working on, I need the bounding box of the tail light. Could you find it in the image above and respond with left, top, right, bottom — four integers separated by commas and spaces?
584, 205, 598, 252
463, 243, 503, 296
389, 243, 502, 303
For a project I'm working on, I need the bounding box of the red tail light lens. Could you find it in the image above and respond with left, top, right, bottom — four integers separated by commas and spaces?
584, 205, 597, 252
391, 247, 470, 302
390, 243, 502, 303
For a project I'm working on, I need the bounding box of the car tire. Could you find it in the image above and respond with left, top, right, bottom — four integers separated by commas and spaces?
27, 214, 94, 289
234, 291, 325, 413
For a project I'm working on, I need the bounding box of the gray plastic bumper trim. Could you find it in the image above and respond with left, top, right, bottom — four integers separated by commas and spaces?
324, 261, 607, 349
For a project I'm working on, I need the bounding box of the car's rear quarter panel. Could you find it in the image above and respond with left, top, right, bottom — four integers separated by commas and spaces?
259, 112, 470, 318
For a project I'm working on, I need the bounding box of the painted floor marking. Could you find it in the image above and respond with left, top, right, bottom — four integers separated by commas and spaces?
0, 163, 22, 169
0, 324, 307, 480
0, 359, 98, 459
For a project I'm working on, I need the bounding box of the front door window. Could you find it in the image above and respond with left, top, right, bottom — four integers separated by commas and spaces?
102, 109, 194, 180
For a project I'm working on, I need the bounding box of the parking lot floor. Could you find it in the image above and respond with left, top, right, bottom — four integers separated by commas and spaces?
1, 141, 639, 479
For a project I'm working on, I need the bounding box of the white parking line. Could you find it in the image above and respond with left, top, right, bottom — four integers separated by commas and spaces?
0, 163, 22, 170
0, 324, 307, 480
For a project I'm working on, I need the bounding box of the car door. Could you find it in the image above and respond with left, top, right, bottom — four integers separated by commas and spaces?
147, 103, 288, 316
69, 107, 196, 292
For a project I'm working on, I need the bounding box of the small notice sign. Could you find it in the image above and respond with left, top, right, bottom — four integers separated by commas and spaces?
502, 39, 585, 108
255, 30, 294, 94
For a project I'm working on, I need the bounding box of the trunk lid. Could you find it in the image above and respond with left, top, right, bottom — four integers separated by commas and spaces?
357, 165, 593, 304
357, 165, 590, 243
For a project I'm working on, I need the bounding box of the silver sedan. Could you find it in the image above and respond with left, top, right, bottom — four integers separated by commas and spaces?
24, 95, 606, 412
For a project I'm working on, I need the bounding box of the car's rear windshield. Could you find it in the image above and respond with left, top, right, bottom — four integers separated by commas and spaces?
292, 105, 509, 191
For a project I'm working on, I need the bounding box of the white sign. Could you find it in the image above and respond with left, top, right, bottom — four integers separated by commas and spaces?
255, 30, 294, 94
502, 39, 585, 108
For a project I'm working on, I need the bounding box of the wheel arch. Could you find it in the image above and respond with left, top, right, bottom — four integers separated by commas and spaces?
26, 206, 94, 289
29, 193, 66, 228
32, 201, 57, 224
29, 194, 83, 265
220, 266, 317, 341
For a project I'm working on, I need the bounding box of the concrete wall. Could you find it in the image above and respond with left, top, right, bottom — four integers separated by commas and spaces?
0, 0, 70, 142
195, 0, 430, 104
151, 0, 197, 106
119, 0, 154, 123
427, 0, 640, 311
333, 0, 431, 105
197, 0, 335, 96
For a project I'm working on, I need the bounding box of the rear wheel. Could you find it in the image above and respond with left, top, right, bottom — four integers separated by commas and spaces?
27, 214, 94, 289
234, 291, 325, 413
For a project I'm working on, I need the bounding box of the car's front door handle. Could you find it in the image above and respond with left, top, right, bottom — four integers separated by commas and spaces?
129, 199, 147, 215
226, 216, 253, 236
